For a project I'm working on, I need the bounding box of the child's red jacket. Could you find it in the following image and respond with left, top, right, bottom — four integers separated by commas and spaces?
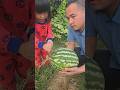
35, 22, 54, 48
35, 22, 54, 67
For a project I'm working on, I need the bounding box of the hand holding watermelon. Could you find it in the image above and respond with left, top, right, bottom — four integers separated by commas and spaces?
59, 65, 85, 76
51, 48, 79, 70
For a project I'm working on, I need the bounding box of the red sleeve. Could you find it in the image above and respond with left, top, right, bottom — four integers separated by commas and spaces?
47, 22, 54, 39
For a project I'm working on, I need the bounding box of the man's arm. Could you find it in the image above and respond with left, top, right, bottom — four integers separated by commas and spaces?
85, 37, 97, 58
66, 41, 75, 50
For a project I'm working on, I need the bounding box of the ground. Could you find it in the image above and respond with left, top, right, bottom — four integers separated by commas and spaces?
35, 40, 85, 90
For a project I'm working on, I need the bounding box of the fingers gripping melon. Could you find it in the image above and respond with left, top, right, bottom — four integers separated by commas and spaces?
51, 48, 79, 70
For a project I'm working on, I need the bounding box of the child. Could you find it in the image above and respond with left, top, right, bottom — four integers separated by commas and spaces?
35, 0, 54, 68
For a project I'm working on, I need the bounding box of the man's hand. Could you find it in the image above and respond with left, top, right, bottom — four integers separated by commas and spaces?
59, 65, 85, 76
66, 41, 75, 50
43, 40, 53, 53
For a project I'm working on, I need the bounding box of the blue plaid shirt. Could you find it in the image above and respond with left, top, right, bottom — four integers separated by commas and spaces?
67, 26, 85, 55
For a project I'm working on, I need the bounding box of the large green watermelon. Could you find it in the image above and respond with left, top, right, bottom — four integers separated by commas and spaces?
35, 47, 105, 90
51, 47, 79, 70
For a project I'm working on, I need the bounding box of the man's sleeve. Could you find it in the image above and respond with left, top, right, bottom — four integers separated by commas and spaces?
67, 26, 75, 42
86, 5, 97, 38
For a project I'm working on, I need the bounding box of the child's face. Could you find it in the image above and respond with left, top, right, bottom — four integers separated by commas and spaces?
35, 12, 48, 20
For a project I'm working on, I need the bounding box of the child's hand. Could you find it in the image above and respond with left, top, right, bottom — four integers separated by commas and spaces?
43, 40, 53, 53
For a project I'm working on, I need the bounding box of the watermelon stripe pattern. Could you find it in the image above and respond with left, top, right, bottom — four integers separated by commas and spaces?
36, 47, 105, 90
51, 48, 79, 70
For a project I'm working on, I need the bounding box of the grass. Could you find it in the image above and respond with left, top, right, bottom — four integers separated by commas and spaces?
35, 65, 57, 90
35, 40, 86, 90
35, 65, 85, 90
15, 38, 105, 90
35, 39, 105, 90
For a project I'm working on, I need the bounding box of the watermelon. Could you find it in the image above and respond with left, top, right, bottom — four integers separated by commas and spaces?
51, 47, 79, 70
85, 58, 105, 90
35, 47, 105, 90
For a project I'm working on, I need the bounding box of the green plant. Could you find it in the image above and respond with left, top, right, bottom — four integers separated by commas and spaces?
51, 0, 68, 40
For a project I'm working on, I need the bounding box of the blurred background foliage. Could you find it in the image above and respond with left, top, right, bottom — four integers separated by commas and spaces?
50, 0, 68, 41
